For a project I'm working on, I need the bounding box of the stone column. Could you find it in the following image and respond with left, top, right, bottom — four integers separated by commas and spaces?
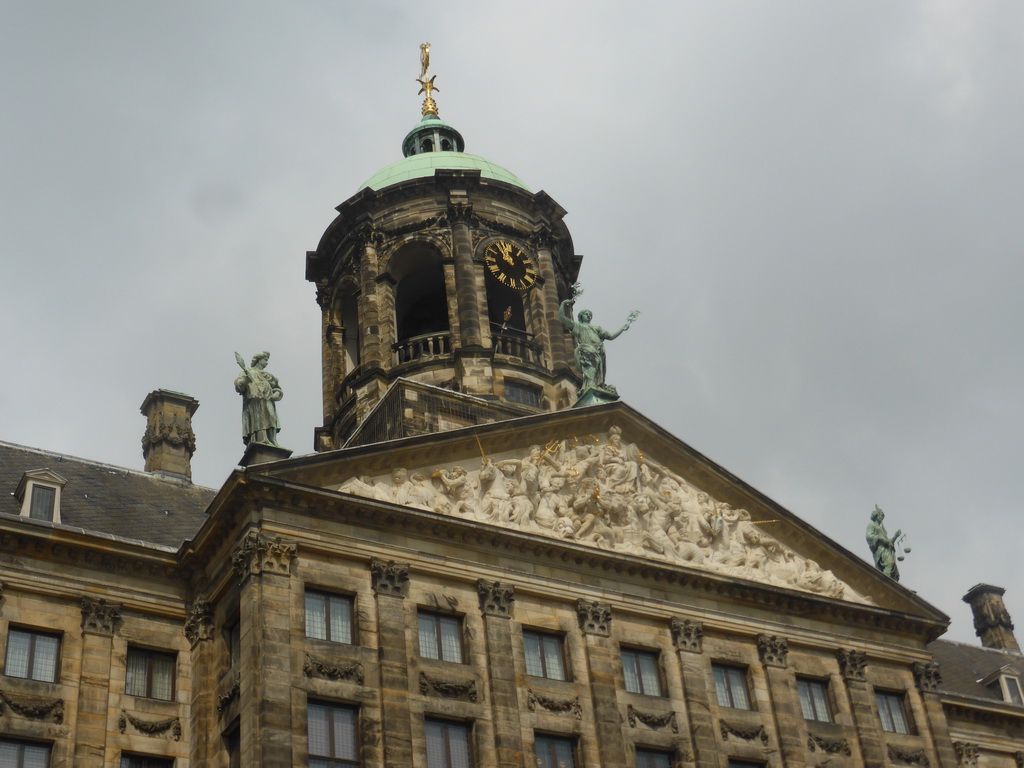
356, 228, 385, 371
757, 634, 805, 768
75, 598, 121, 766
534, 234, 569, 371
477, 580, 523, 768
370, 558, 413, 766
232, 532, 297, 768
317, 284, 341, 427
449, 201, 484, 350
670, 619, 721, 768
184, 598, 216, 767
836, 648, 886, 768
913, 661, 958, 768
577, 599, 626, 768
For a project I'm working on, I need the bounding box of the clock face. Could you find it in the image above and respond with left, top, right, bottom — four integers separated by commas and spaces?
483, 240, 538, 292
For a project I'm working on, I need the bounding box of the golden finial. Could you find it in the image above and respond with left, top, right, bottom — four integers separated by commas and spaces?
416, 42, 439, 116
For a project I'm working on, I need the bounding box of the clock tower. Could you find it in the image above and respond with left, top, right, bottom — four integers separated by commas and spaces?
306, 52, 583, 450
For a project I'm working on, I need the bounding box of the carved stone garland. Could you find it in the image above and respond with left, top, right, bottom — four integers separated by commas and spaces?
670, 618, 703, 654
627, 705, 678, 733
303, 654, 364, 685
576, 599, 611, 637
912, 661, 942, 692
370, 558, 410, 598
217, 674, 240, 714
118, 710, 182, 741
887, 745, 930, 767
477, 580, 515, 618
527, 689, 582, 720
81, 597, 121, 635
835, 648, 867, 681
719, 721, 769, 745
757, 634, 789, 667
230, 531, 295, 581
0, 689, 64, 723
419, 671, 477, 702
807, 734, 851, 755
184, 597, 213, 647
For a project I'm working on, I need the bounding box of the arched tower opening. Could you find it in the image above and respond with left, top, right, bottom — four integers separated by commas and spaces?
388, 241, 450, 363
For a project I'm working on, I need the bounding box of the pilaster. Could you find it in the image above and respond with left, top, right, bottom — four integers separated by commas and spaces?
232, 532, 296, 768
534, 237, 569, 371
576, 599, 626, 768
449, 201, 485, 350
836, 648, 886, 768
757, 634, 805, 768
370, 559, 413, 766
185, 597, 216, 768
913, 661, 957, 768
74, 597, 121, 767
477, 580, 523, 768
670, 618, 720, 768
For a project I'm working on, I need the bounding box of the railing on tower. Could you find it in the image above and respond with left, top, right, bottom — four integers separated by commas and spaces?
393, 332, 452, 365
491, 331, 543, 365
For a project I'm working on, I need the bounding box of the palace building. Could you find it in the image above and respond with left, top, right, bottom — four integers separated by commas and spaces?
1, 55, 1022, 768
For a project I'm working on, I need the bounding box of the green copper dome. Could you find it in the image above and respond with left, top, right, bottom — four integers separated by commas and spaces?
358, 113, 530, 192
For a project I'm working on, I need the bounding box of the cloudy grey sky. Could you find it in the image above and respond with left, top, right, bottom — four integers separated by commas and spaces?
2, 2, 1021, 643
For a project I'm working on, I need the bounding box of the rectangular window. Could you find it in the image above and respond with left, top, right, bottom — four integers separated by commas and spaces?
534, 734, 575, 768
875, 690, 911, 734
305, 591, 353, 645
5, 628, 60, 683
425, 719, 472, 768
523, 631, 566, 681
119, 756, 173, 768
28, 486, 55, 521
505, 380, 541, 408
418, 612, 463, 663
1005, 676, 1024, 705
797, 678, 832, 722
308, 701, 358, 768
0, 739, 50, 768
622, 648, 662, 696
636, 749, 672, 768
125, 647, 176, 701
712, 664, 751, 709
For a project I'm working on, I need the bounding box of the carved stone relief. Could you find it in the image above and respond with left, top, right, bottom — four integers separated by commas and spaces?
0, 689, 64, 723
888, 745, 930, 767
719, 721, 768, 744
477, 580, 515, 618
835, 648, 867, 681
757, 634, 789, 667
81, 597, 121, 635
230, 531, 295, 581
912, 661, 942, 692
303, 654, 364, 685
576, 599, 611, 637
184, 598, 213, 647
627, 705, 678, 733
807, 734, 851, 755
527, 689, 582, 720
953, 742, 979, 768
419, 671, 477, 702
370, 558, 410, 598
118, 710, 182, 741
335, 428, 868, 603
670, 618, 703, 654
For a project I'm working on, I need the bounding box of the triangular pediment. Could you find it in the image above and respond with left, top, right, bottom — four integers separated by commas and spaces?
263, 402, 944, 621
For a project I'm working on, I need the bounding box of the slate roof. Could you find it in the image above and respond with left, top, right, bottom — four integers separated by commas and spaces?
928, 637, 1024, 705
0, 440, 214, 549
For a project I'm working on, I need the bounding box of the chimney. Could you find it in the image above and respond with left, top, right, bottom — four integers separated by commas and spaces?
963, 584, 1020, 652
140, 389, 199, 480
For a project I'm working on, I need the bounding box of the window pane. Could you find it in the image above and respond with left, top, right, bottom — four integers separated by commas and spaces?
308, 703, 330, 756
728, 667, 750, 709
5, 630, 31, 678
798, 679, 830, 722
536, 735, 575, 768
125, 650, 149, 697
636, 750, 671, 768
306, 592, 327, 640
328, 595, 352, 644
30, 634, 59, 683
150, 654, 175, 701
29, 486, 55, 520
524, 633, 544, 677
331, 706, 357, 760
876, 692, 909, 734
23, 743, 51, 768
638, 653, 661, 696
541, 635, 565, 681
439, 615, 462, 663
426, 720, 471, 768
0, 741, 52, 768
419, 614, 439, 659
622, 650, 641, 693
1006, 677, 1023, 705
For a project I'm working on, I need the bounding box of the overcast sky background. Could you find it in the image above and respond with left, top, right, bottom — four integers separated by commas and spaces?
2, 2, 1021, 644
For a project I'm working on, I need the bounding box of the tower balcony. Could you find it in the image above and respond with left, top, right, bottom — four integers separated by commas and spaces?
393, 331, 452, 365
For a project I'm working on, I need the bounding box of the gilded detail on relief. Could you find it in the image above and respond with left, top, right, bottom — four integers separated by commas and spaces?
337, 427, 868, 603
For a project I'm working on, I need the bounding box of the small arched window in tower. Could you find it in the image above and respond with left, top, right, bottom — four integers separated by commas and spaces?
390, 242, 450, 364
441, 139, 452, 151
334, 285, 360, 374
422, 138, 433, 152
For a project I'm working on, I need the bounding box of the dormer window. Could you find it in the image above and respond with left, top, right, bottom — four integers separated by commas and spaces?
981, 665, 1024, 705
15, 469, 66, 524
